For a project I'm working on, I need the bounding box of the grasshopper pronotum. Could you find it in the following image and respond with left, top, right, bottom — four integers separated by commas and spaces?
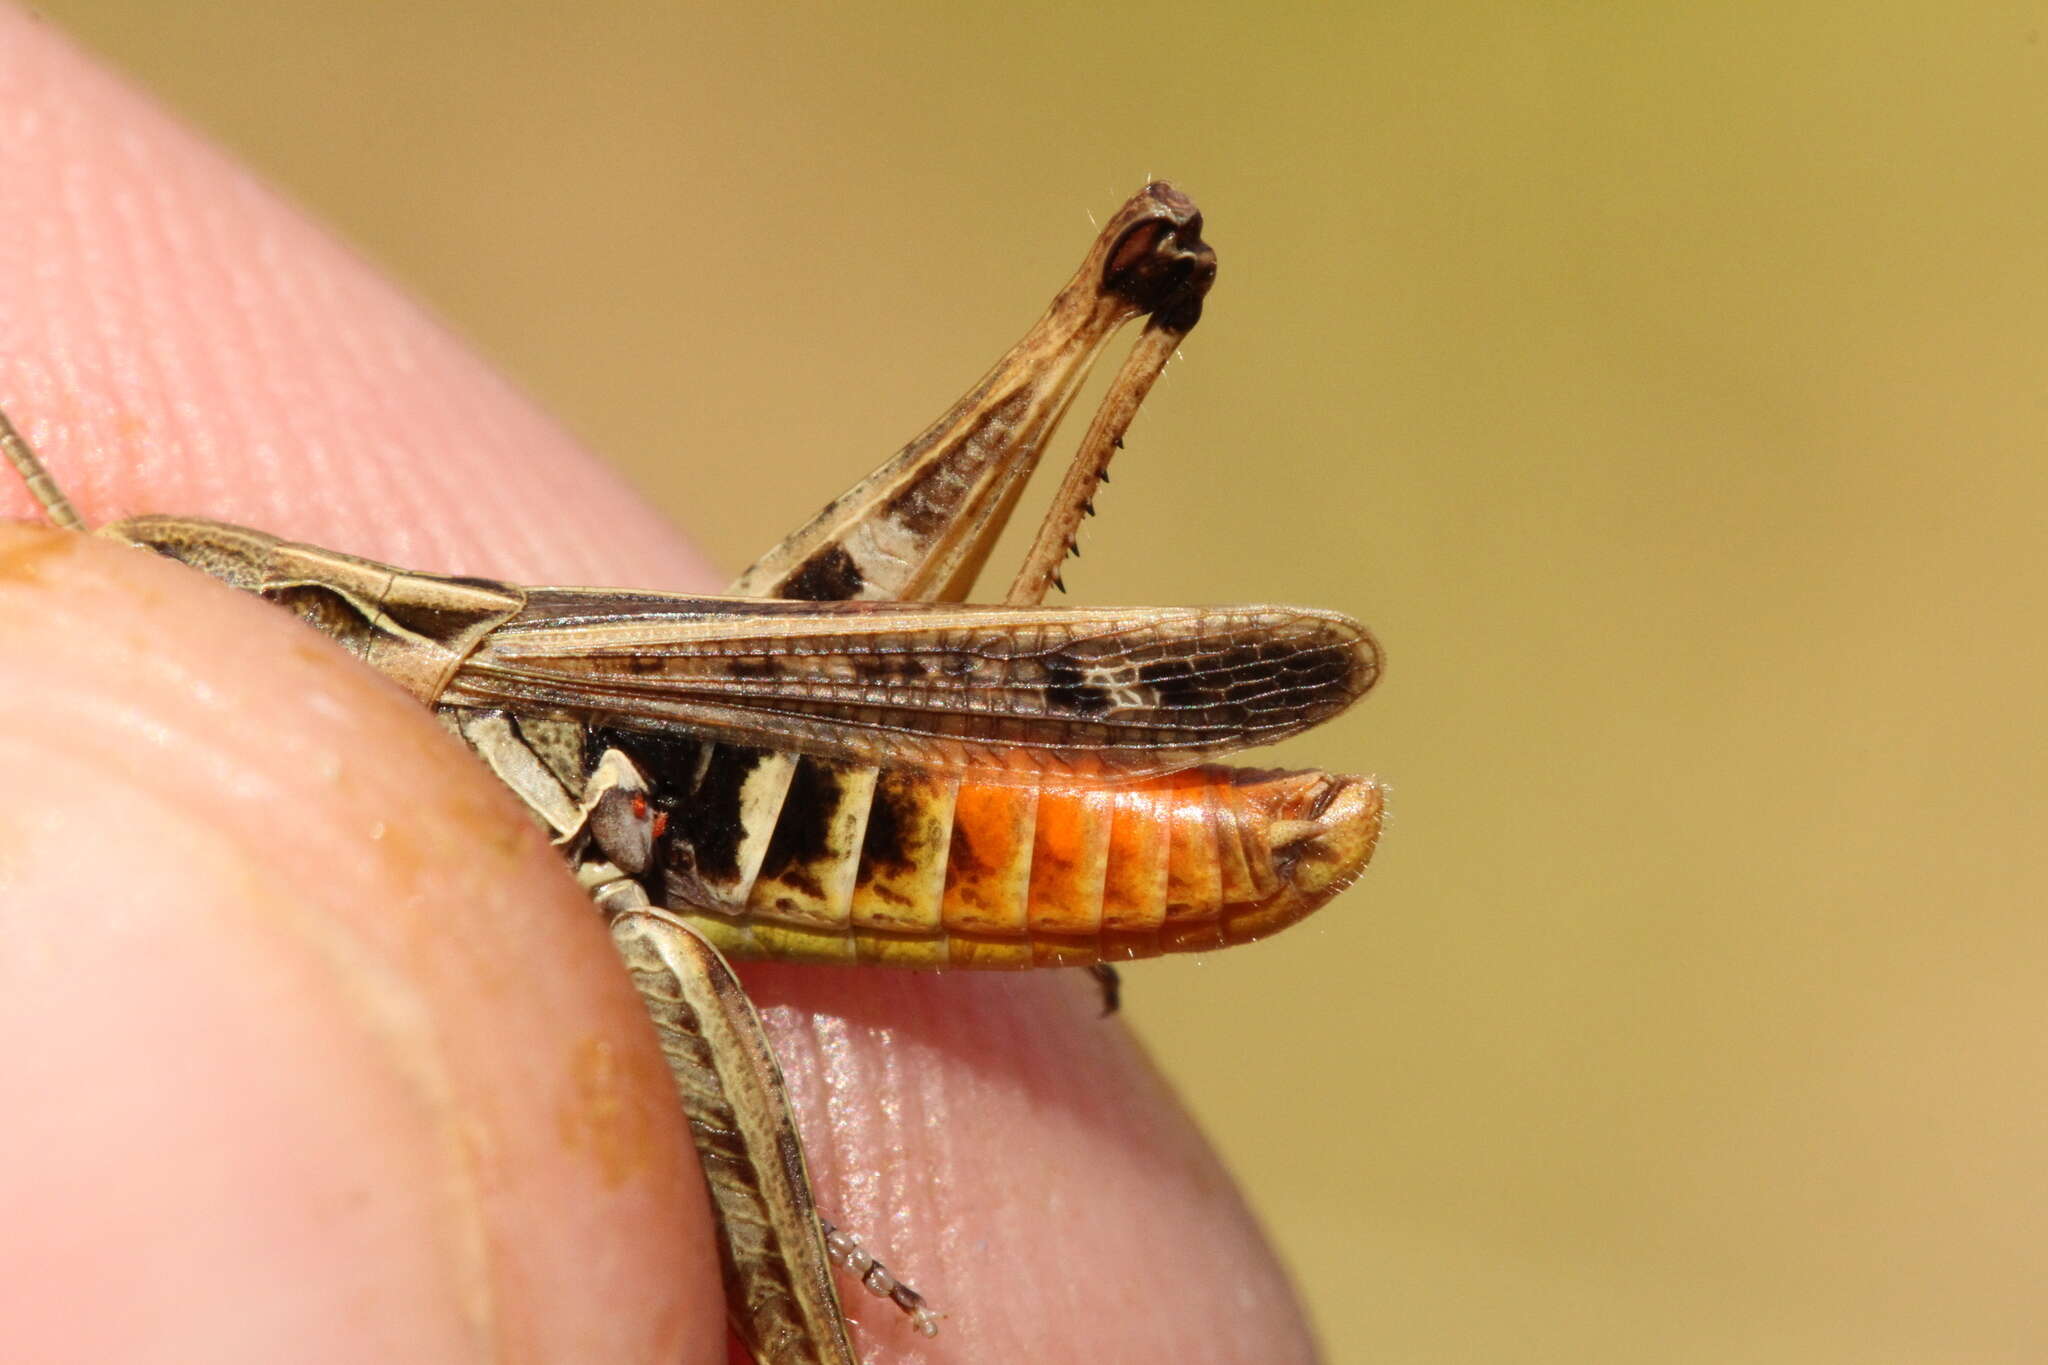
5, 183, 1383, 1364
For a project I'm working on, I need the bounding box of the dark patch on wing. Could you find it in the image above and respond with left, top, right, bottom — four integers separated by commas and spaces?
1135, 639, 1362, 727
1287, 643, 1362, 697
1044, 657, 1111, 716
1139, 646, 1264, 712
845, 650, 921, 683
781, 543, 866, 602
1135, 654, 1204, 709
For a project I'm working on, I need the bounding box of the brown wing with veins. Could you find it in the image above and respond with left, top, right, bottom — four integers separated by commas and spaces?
438, 589, 1380, 779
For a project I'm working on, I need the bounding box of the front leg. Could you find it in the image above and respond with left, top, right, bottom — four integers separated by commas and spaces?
610, 905, 862, 1365
575, 748, 937, 1355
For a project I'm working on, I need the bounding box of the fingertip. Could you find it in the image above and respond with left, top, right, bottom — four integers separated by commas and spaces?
0, 527, 721, 1363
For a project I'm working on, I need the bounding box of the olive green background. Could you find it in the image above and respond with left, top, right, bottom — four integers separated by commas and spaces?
36, 3, 2048, 1360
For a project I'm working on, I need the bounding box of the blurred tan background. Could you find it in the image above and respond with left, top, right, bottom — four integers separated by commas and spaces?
33, 2, 2048, 1360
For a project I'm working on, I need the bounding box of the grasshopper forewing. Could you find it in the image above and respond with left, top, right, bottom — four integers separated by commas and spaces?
4, 183, 1385, 1365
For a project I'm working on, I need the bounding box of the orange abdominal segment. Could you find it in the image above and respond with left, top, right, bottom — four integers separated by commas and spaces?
1162, 770, 1224, 922
1025, 785, 1114, 936
1101, 783, 1173, 932
942, 784, 1037, 937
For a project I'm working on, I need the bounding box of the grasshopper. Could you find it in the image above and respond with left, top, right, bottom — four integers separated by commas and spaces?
3, 183, 1384, 1364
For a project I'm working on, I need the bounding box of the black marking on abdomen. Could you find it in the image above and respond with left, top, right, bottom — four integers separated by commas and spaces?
668, 744, 776, 887
855, 771, 914, 881
853, 768, 954, 909
752, 757, 848, 903
585, 727, 707, 791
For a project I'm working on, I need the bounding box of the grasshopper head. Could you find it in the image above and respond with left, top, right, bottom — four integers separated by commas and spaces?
100, 514, 283, 593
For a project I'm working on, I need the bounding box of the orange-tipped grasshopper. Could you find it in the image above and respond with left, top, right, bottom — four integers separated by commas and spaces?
4, 183, 1384, 1364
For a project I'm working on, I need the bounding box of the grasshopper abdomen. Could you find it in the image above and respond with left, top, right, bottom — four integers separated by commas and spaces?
614, 738, 1385, 969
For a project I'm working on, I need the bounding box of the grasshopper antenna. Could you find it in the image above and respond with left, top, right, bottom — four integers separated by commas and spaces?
0, 404, 86, 532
